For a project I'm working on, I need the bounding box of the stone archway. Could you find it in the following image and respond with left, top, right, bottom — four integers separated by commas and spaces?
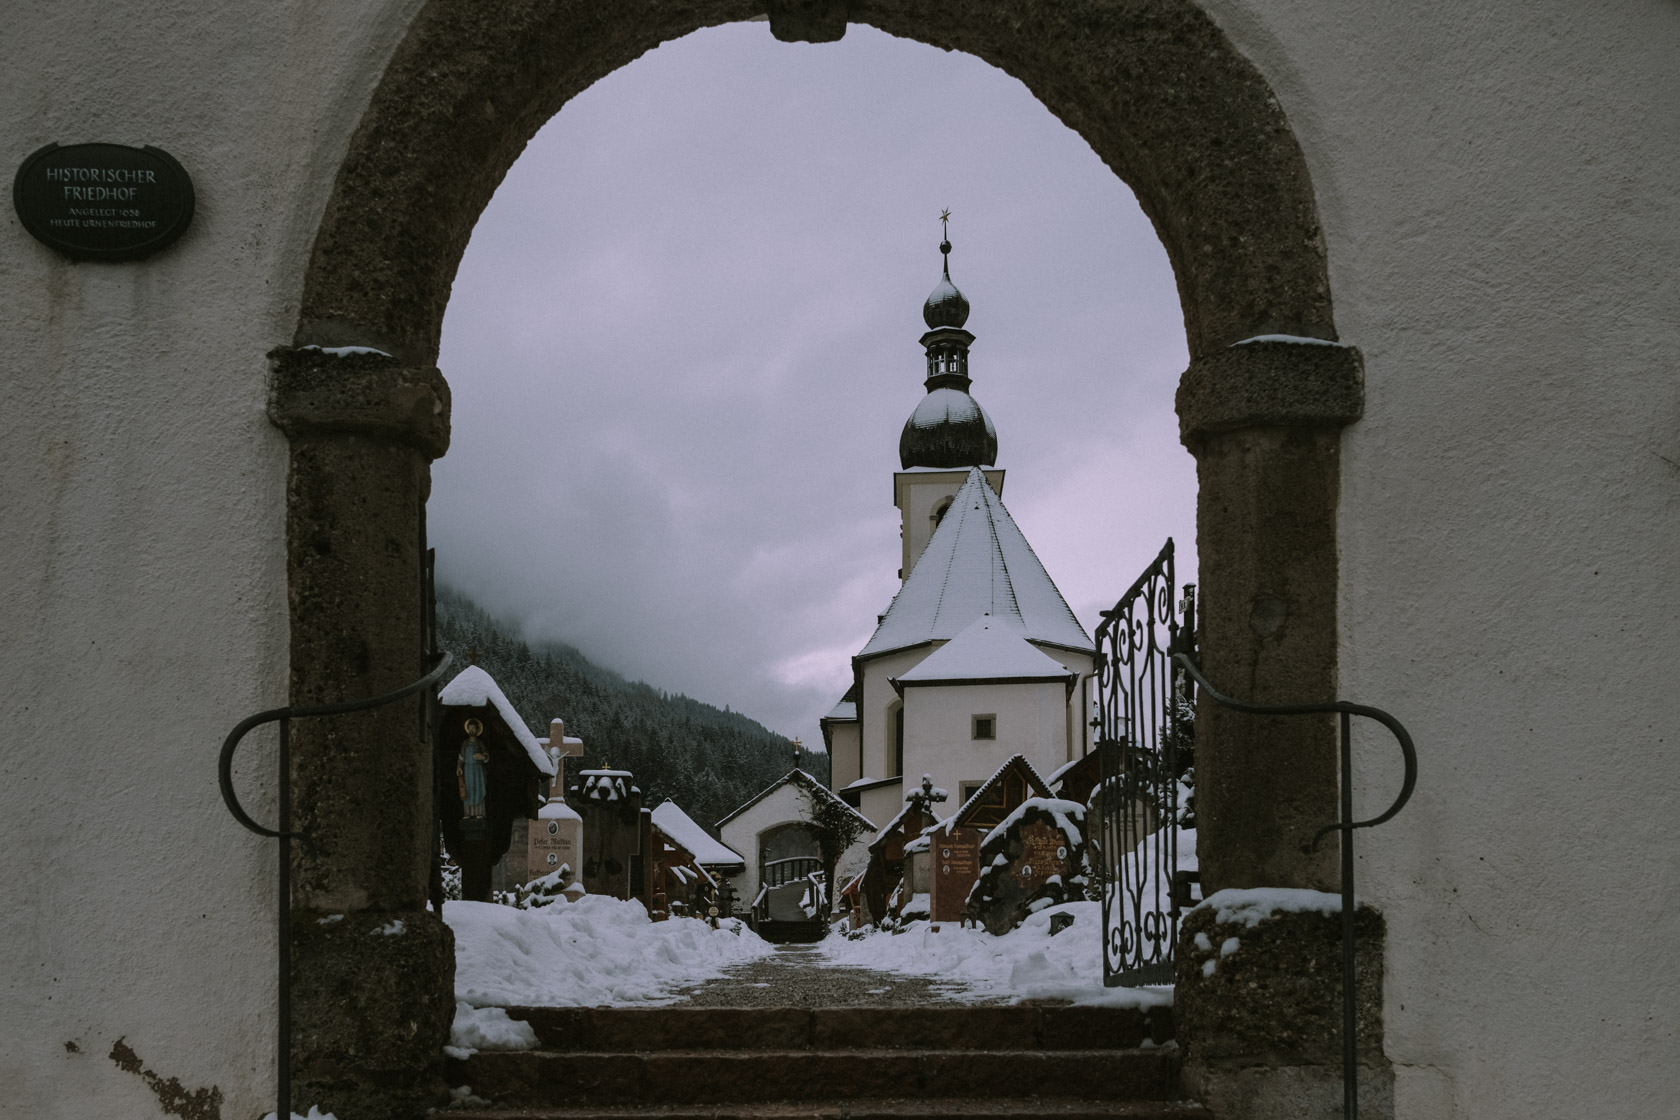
272, 2, 1364, 1115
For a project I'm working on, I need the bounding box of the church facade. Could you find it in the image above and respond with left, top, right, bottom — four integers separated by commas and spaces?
823, 234, 1095, 830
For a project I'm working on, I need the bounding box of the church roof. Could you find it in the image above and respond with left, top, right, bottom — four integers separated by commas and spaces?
896, 616, 1076, 685
822, 682, 859, 722
857, 468, 1093, 660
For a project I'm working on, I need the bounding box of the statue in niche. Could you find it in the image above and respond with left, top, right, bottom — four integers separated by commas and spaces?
458, 717, 489, 819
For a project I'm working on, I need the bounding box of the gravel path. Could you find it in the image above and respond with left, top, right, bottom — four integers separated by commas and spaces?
670, 944, 1003, 1008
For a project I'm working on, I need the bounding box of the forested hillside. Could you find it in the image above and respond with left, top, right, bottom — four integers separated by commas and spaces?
436, 587, 828, 831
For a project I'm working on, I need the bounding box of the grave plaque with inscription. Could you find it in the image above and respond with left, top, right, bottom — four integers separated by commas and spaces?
930, 826, 982, 924
528, 815, 579, 885
13, 143, 195, 261
970, 800, 1085, 935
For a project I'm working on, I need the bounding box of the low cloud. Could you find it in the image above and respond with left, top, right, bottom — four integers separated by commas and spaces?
432, 23, 1194, 747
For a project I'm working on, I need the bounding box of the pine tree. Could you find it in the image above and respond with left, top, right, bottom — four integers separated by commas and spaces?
435, 586, 827, 834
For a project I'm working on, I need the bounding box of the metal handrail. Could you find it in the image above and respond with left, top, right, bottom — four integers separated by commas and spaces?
1171, 652, 1416, 1120
217, 650, 452, 1120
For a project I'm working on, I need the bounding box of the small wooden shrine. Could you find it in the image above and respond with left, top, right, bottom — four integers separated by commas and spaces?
436, 666, 557, 902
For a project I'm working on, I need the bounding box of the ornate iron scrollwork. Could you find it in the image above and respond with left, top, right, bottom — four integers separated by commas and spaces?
1092, 539, 1194, 987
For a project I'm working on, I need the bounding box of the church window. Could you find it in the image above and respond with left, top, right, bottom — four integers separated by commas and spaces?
972, 714, 996, 740
933, 499, 951, 527
891, 702, 905, 776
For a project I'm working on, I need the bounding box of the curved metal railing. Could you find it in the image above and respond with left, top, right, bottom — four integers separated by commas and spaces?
217, 650, 452, 1120
1171, 651, 1416, 1120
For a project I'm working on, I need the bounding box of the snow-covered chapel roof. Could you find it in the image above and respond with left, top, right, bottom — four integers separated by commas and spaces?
858, 468, 1092, 660
438, 665, 556, 776
716, 769, 875, 831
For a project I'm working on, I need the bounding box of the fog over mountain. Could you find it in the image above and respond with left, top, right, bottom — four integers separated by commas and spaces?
429, 22, 1194, 749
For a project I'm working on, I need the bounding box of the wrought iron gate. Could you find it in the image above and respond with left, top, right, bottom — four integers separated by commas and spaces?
1092, 539, 1196, 986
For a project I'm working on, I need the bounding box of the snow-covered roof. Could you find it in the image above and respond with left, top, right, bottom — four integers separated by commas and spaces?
438, 665, 556, 776
896, 616, 1075, 685
578, 771, 636, 802
824, 699, 858, 721
950, 754, 1052, 828
1046, 756, 1083, 787
858, 468, 1092, 660
651, 800, 747, 868
716, 769, 876, 830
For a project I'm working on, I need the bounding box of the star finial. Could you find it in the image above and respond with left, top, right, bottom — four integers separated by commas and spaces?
939, 208, 951, 239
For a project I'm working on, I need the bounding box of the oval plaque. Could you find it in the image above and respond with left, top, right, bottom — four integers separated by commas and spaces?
13, 142, 195, 261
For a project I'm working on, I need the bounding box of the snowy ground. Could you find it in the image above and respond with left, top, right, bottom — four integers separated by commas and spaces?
443, 895, 774, 1009
817, 900, 1170, 1008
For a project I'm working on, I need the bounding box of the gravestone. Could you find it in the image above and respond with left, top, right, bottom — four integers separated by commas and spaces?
528, 811, 580, 884
969, 798, 1087, 935
571, 767, 644, 900
525, 723, 583, 891
930, 827, 982, 923
932, 755, 1051, 925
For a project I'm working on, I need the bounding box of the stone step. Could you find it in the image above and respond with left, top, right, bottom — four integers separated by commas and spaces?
448, 1048, 1180, 1108
502, 1006, 1175, 1052
444, 1099, 1213, 1119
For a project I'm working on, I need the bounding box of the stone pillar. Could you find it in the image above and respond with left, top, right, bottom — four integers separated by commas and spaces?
1176, 339, 1363, 891
1176, 339, 1380, 1119
269, 348, 455, 1120
1176, 901, 1391, 1118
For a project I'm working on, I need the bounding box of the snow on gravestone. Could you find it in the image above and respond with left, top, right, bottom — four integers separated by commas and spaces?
934, 755, 1052, 926
968, 798, 1087, 935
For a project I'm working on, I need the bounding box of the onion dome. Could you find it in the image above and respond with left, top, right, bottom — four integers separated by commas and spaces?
923, 238, 970, 328
900, 387, 998, 469
900, 214, 997, 469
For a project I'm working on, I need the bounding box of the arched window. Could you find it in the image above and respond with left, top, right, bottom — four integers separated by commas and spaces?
932, 499, 952, 528
889, 701, 905, 777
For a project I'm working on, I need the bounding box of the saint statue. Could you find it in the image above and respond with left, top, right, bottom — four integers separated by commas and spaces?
458, 717, 489, 819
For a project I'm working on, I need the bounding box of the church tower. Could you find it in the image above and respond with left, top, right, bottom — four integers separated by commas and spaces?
895, 215, 1005, 581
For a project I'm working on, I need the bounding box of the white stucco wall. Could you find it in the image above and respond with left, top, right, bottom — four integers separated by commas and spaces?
901, 679, 1070, 801
857, 646, 930, 779
1198, 2, 1680, 1116
826, 721, 862, 788
718, 781, 870, 907
0, 2, 423, 1116
859, 643, 1093, 789
856, 781, 904, 833
894, 468, 1004, 578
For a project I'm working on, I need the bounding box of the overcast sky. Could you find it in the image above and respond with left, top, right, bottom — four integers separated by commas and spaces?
431, 22, 1195, 750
